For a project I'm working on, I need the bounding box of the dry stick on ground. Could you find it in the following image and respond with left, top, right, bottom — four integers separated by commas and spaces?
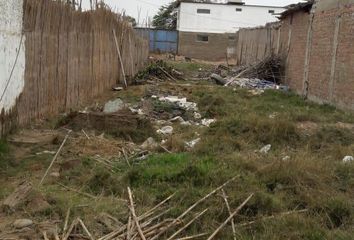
177, 233, 209, 240
166, 209, 208, 240
150, 176, 240, 240
207, 194, 254, 240
128, 187, 147, 240
78, 218, 95, 240
57, 183, 97, 200
113, 29, 127, 88
42, 231, 49, 240
62, 208, 71, 240
158, 66, 177, 81
237, 209, 309, 228
122, 148, 131, 167
99, 193, 175, 240
127, 214, 133, 240
159, 144, 172, 153
139, 193, 176, 221
63, 218, 79, 240
141, 208, 173, 229
39, 130, 72, 186
82, 129, 90, 140
221, 189, 236, 240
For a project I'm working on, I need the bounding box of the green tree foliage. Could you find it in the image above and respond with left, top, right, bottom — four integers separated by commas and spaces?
152, 1, 178, 30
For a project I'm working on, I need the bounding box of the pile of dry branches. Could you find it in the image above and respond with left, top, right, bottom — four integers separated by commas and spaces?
54, 176, 307, 240
234, 55, 285, 83
57, 176, 255, 240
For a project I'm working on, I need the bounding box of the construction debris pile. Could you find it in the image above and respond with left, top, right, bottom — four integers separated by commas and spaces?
233, 55, 285, 83
211, 55, 287, 91
134, 60, 183, 84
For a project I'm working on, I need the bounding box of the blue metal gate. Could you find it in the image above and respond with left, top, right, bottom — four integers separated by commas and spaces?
149, 30, 178, 54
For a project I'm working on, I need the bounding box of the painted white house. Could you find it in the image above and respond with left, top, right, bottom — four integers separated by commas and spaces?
176, 0, 285, 60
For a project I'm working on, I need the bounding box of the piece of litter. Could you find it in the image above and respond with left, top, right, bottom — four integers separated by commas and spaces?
36, 151, 56, 155
282, 156, 290, 161
50, 172, 60, 178
129, 107, 144, 115
260, 144, 272, 154
112, 87, 123, 91
343, 156, 354, 163
180, 121, 192, 126
141, 137, 158, 151
157, 126, 174, 135
185, 138, 201, 149
194, 112, 202, 119
201, 118, 216, 127
170, 116, 185, 123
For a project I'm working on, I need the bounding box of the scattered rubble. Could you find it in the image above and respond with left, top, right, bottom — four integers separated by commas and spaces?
185, 138, 201, 149
159, 96, 198, 112
201, 118, 216, 127
259, 144, 272, 154
343, 156, 354, 163
210, 55, 288, 91
103, 98, 125, 113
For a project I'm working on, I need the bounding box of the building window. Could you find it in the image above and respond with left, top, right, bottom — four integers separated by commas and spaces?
236, 8, 242, 12
197, 9, 210, 14
197, 34, 209, 42
228, 35, 236, 41
268, 10, 275, 14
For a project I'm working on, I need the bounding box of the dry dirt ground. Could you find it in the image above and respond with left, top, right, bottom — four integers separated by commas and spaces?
0, 59, 354, 240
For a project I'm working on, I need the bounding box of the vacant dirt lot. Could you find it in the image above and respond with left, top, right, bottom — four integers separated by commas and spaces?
0, 60, 354, 240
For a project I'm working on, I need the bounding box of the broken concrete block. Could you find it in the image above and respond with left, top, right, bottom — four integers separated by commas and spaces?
13, 219, 33, 229
103, 99, 125, 113
1, 181, 32, 212
211, 73, 227, 85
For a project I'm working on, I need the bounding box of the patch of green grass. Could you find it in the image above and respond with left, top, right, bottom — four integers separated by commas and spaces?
125, 153, 217, 188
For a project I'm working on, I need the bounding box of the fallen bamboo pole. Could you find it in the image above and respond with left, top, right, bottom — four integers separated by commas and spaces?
167, 209, 208, 240
237, 209, 309, 228
221, 189, 236, 240
113, 29, 127, 89
128, 187, 147, 240
150, 176, 240, 240
207, 193, 254, 240
39, 130, 72, 186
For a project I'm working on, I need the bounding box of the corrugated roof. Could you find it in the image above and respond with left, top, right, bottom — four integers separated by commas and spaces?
278, 1, 314, 19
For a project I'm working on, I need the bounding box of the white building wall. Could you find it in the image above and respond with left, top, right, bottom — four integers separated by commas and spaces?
178, 3, 284, 33
0, 0, 25, 113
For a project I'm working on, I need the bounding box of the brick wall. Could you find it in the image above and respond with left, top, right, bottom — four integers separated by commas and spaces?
235, 0, 354, 111
285, 11, 311, 93
178, 31, 235, 61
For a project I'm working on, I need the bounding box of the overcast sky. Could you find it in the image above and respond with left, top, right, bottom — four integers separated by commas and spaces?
84, 0, 304, 23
